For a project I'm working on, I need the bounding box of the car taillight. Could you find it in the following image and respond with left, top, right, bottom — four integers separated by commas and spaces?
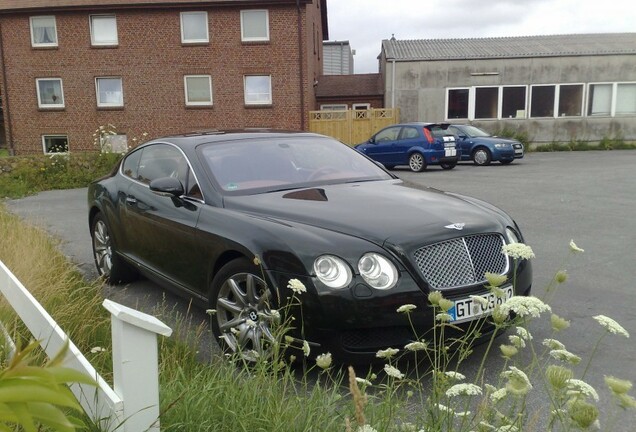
423, 128, 434, 144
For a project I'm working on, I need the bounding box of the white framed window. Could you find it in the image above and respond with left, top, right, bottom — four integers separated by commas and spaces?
90, 15, 118, 46
244, 75, 272, 105
42, 135, 68, 154
320, 104, 347, 110
30, 16, 58, 47
240, 10, 269, 42
36, 78, 64, 108
352, 103, 370, 110
616, 83, 636, 115
184, 75, 213, 106
181, 12, 209, 44
529, 83, 584, 118
95, 77, 124, 107
446, 88, 470, 119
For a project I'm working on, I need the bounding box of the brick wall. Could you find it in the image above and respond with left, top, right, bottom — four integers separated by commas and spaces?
0, 2, 323, 154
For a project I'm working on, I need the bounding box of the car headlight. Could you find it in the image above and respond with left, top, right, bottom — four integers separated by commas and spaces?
358, 253, 398, 290
494, 143, 510, 149
506, 227, 520, 244
313, 255, 352, 289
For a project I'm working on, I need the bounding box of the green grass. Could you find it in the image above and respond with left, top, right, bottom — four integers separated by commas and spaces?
0, 148, 8, 158
0, 152, 121, 199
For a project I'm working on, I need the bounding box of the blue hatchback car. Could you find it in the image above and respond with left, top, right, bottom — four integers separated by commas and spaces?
448, 124, 524, 166
355, 122, 459, 172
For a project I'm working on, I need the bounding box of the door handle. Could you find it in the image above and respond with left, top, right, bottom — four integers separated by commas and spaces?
125, 196, 137, 205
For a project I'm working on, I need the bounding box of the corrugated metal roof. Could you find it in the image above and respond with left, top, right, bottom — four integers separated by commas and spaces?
382, 33, 636, 61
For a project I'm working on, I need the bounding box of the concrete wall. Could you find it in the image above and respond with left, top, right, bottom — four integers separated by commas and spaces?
383, 54, 636, 144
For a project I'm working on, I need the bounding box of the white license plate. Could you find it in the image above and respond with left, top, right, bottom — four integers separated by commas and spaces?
514, 149, 523, 154
445, 148, 457, 157
449, 286, 514, 323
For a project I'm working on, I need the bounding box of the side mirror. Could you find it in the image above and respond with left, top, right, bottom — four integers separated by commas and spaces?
150, 176, 184, 197
368, 137, 376, 144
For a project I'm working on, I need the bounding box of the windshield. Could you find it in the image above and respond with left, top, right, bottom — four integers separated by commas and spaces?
198, 135, 392, 195
459, 125, 491, 138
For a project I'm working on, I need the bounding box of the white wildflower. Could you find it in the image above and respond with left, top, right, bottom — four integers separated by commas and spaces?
498, 296, 551, 319
287, 278, 306, 294
515, 327, 532, 340
569, 239, 584, 253
604, 376, 632, 395
543, 338, 566, 350
356, 377, 373, 386
446, 383, 482, 398
454, 411, 472, 418
508, 335, 526, 348
490, 388, 507, 403
593, 315, 630, 337
567, 379, 599, 402
502, 243, 535, 260
470, 294, 490, 309
376, 348, 399, 359
444, 371, 466, 381
315, 352, 332, 369
90, 346, 106, 353
436, 313, 453, 322
205, 309, 216, 315
384, 364, 405, 379
245, 319, 257, 328
397, 304, 417, 313
357, 425, 378, 432
484, 272, 508, 287
550, 349, 581, 365
502, 366, 533, 395
302, 340, 311, 357
437, 403, 454, 413
497, 426, 519, 432
405, 341, 427, 351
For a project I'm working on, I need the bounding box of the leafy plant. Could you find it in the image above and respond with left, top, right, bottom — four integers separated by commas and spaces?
0, 340, 97, 431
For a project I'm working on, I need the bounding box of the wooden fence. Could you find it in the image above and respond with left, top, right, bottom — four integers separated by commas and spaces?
309, 108, 399, 146
0, 259, 172, 431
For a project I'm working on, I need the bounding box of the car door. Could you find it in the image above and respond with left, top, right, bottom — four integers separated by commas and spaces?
449, 126, 471, 158
396, 126, 423, 164
364, 126, 402, 165
122, 143, 205, 292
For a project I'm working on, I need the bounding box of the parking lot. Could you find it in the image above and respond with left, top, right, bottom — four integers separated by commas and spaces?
5, 150, 636, 426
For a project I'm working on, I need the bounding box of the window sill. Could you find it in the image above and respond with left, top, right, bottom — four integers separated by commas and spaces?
181, 42, 210, 47
244, 104, 273, 109
91, 44, 119, 49
185, 104, 214, 109
97, 106, 124, 111
32, 45, 59, 50
38, 107, 65, 111
241, 40, 270, 45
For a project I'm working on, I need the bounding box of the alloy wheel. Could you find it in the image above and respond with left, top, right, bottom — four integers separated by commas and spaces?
92, 219, 112, 277
215, 272, 277, 361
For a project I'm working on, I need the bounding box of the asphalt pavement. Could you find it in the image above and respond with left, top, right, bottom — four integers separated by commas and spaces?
4, 150, 636, 427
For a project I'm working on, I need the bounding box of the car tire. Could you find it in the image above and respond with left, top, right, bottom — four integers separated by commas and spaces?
408, 153, 426, 172
91, 213, 137, 284
472, 148, 492, 166
440, 162, 457, 170
500, 160, 513, 165
209, 258, 277, 361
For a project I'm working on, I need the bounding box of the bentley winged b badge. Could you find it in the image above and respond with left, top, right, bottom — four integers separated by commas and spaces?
444, 223, 465, 230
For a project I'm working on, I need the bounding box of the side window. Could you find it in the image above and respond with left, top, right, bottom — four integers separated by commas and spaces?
136, 144, 183, 185
122, 148, 142, 179
374, 127, 400, 143
400, 127, 420, 140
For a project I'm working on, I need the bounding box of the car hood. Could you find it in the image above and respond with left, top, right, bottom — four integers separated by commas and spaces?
222, 180, 507, 249
471, 136, 520, 145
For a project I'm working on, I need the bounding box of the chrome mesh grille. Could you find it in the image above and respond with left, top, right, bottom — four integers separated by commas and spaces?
413, 234, 508, 289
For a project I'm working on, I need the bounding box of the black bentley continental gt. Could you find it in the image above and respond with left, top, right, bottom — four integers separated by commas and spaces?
88, 130, 532, 361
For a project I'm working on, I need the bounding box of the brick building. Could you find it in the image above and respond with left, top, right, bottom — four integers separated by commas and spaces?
0, 0, 328, 155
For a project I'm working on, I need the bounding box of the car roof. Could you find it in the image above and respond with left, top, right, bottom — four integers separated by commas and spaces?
146, 129, 331, 148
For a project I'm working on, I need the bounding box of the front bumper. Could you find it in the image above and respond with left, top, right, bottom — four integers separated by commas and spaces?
267, 259, 532, 362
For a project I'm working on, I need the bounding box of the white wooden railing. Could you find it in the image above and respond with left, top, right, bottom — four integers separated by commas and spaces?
0, 260, 172, 431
